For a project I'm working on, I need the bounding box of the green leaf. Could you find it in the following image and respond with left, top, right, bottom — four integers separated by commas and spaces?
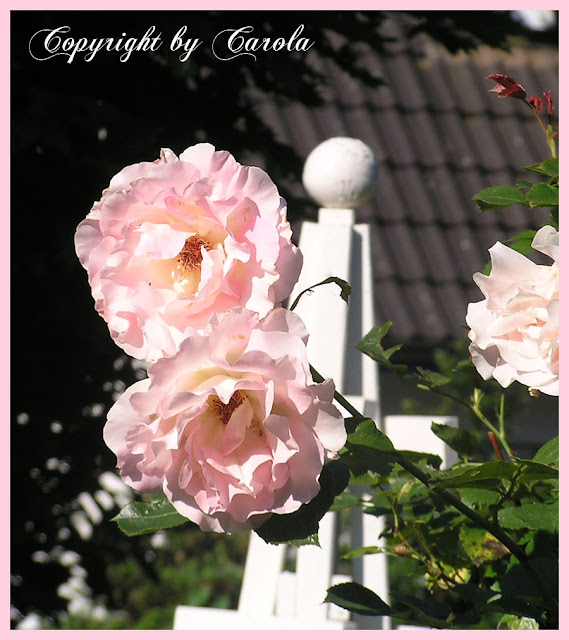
326, 460, 351, 495
330, 491, 362, 511
505, 229, 537, 256
516, 460, 559, 482
325, 582, 391, 616
500, 555, 558, 605
524, 157, 559, 179
289, 276, 351, 311
458, 487, 502, 507
254, 464, 337, 544
348, 419, 395, 451
526, 183, 558, 208
355, 323, 407, 374
396, 450, 442, 469
415, 367, 452, 388
515, 179, 534, 190
346, 419, 397, 476
341, 545, 382, 560
389, 593, 453, 628
344, 416, 362, 434
498, 502, 558, 533
532, 436, 559, 468
459, 527, 509, 566
472, 186, 527, 211
436, 461, 516, 489
285, 535, 320, 548
431, 422, 479, 459
111, 495, 190, 536
453, 358, 474, 372
497, 614, 539, 630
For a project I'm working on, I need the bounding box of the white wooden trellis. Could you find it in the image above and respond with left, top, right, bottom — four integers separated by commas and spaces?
173, 137, 458, 630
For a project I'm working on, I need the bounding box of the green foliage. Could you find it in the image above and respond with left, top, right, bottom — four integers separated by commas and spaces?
472, 185, 528, 211
325, 582, 391, 616
532, 436, 558, 467
502, 229, 538, 256
473, 158, 559, 221
355, 322, 407, 374
103, 528, 249, 629
497, 615, 539, 630
526, 182, 559, 208
329, 320, 558, 628
431, 422, 479, 459
112, 495, 190, 536
524, 157, 559, 179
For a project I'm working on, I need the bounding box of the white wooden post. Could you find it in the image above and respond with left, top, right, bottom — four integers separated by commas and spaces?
173, 137, 460, 630
290, 137, 389, 630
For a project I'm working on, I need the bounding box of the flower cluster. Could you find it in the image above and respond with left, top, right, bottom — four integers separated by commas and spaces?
75, 144, 346, 533
466, 226, 559, 396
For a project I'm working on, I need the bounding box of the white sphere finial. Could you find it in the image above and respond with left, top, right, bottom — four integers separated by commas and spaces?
302, 137, 378, 209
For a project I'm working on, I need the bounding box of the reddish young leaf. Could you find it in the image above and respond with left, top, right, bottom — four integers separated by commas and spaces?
487, 74, 527, 100
543, 90, 554, 117
528, 95, 544, 111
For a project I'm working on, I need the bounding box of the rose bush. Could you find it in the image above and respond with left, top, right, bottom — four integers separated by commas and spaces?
75, 144, 303, 361
466, 225, 559, 396
103, 307, 346, 533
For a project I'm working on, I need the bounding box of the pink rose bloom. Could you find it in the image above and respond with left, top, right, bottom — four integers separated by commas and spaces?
103, 307, 346, 533
75, 144, 303, 361
466, 226, 559, 396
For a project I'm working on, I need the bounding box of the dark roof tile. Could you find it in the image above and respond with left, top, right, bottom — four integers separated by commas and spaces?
413, 224, 457, 283
416, 55, 458, 113
436, 282, 472, 337
521, 117, 554, 160
251, 95, 291, 146
463, 114, 509, 171
453, 168, 497, 224
362, 75, 397, 109
371, 163, 408, 222
369, 224, 396, 279
324, 57, 368, 108
433, 111, 478, 169
494, 115, 544, 168
253, 23, 558, 352
403, 111, 447, 167
375, 108, 419, 166
401, 282, 449, 343
445, 225, 489, 282
392, 166, 436, 223
382, 53, 428, 111
440, 56, 488, 115
278, 101, 321, 157
311, 103, 350, 139
374, 280, 417, 343
422, 166, 470, 224
381, 222, 427, 281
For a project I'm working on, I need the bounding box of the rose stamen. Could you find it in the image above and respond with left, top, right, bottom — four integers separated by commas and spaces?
211, 391, 244, 425
177, 235, 208, 272
247, 417, 264, 437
